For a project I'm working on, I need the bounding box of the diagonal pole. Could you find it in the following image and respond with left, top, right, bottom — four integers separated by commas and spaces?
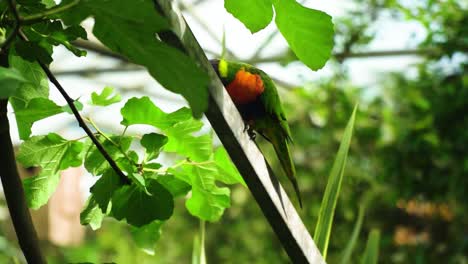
152, 1, 326, 263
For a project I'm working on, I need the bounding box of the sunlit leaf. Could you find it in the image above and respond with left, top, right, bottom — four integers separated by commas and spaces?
224, 0, 273, 33
17, 133, 84, 209
213, 147, 245, 186
274, 0, 334, 70
80, 196, 104, 230
14, 98, 64, 139
90, 86, 121, 106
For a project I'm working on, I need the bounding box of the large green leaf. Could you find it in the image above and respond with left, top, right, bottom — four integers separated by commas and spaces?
8, 54, 49, 107
164, 120, 213, 162
361, 229, 381, 264
121, 97, 213, 162
224, 0, 273, 33
8, 54, 50, 137
121, 97, 192, 130
14, 98, 64, 139
17, 133, 84, 209
314, 105, 357, 259
173, 164, 231, 222
0, 66, 30, 98
130, 220, 164, 255
23, 21, 87, 57
65, 0, 209, 117
84, 135, 133, 175
80, 196, 104, 230
274, 0, 334, 70
213, 147, 245, 186
141, 132, 168, 161
90, 170, 125, 213
111, 179, 174, 227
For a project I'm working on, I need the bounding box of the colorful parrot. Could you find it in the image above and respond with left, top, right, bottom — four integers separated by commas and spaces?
210, 59, 302, 208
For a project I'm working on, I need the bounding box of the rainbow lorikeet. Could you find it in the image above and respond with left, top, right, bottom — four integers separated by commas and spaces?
210, 59, 302, 208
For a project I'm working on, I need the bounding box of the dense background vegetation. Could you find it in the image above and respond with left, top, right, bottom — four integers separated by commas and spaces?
0, 0, 467, 263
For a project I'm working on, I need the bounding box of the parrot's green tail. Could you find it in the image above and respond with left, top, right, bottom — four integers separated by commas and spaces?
268, 130, 303, 208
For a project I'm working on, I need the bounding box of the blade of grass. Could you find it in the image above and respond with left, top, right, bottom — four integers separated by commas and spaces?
340, 188, 381, 264
361, 229, 381, 264
314, 104, 358, 259
192, 220, 206, 264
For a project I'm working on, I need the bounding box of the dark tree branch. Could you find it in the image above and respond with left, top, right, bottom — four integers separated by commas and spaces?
14, 31, 129, 186
35, 56, 131, 184
0, 60, 46, 264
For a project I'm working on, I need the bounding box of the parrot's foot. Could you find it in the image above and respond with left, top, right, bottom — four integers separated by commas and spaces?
248, 130, 256, 140
243, 123, 256, 140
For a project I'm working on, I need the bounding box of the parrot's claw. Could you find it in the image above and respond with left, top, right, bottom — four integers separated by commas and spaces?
244, 121, 256, 140
248, 130, 256, 140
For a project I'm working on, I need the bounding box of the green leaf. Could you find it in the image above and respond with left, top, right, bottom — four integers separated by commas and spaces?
314, 105, 357, 259
224, 0, 273, 33
17, 133, 84, 209
174, 164, 230, 222
90, 170, 125, 213
121, 97, 192, 130
79, 0, 209, 117
84, 135, 133, 175
80, 196, 104, 230
130, 220, 164, 255
121, 97, 212, 161
141, 133, 168, 161
90, 86, 121, 106
23, 174, 60, 210
14, 98, 64, 140
0, 66, 30, 98
17, 133, 84, 170
14, 40, 53, 64
164, 120, 212, 162
213, 147, 245, 186
8, 54, 49, 109
61, 100, 84, 114
23, 21, 87, 57
274, 0, 334, 70
157, 174, 191, 198
361, 229, 381, 264
111, 179, 174, 227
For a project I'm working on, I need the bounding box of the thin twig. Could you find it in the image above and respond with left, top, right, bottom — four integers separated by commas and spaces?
20, 0, 81, 25
37, 59, 130, 183
16, 31, 130, 184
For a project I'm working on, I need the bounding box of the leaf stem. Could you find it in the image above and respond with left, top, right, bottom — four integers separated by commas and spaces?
20, 0, 81, 25
1, 77, 46, 264
85, 117, 139, 167
142, 159, 214, 174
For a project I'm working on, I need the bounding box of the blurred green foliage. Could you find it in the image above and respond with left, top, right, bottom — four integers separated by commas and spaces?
1, 0, 467, 263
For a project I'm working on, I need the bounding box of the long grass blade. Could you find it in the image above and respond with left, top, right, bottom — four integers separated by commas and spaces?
314, 104, 358, 259
361, 229, 381, 264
